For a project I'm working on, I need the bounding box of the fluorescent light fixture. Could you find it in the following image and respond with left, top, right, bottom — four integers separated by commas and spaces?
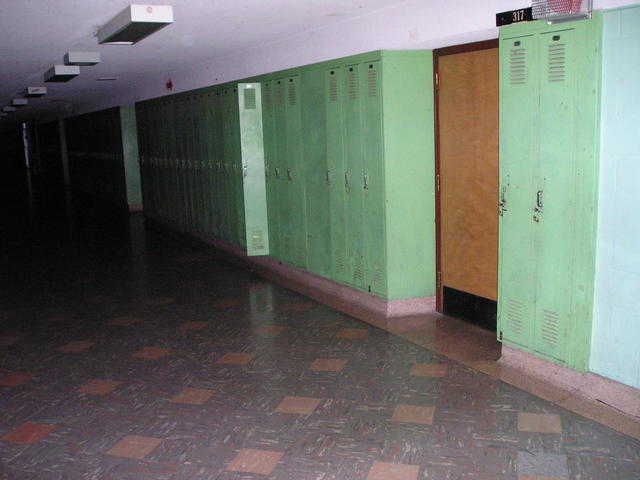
98, 4, 173, 45
12, 98, 28, 107
97, 76, 119, 81
64, 51, 101, 66
25, 86, 47, 97
3, 106, 16, 112
45, 65, 80, 82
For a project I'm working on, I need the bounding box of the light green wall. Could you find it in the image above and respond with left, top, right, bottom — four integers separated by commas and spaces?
591, 5, 640, 389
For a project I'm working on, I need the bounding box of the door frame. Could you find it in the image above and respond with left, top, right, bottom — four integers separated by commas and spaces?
433, 39, 499, 312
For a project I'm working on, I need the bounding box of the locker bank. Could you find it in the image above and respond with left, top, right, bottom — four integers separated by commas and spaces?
1, 1, 639, 478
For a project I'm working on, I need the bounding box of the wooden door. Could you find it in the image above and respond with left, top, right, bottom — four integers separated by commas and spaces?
436, 42, 499, 309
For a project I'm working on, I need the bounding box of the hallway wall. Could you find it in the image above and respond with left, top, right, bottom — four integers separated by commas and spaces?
80, 0, 639, 116
591, 4, 640, 389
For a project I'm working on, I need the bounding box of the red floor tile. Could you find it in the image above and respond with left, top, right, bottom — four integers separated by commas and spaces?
109, 316, 141, 326
275, 396, 321, 415
366, 461, 419, 480
147, 296, 175, 306
390, 405, 435, 425
105, 435, 163, 459
280, 303, 311, 312
77, 380, 122, 395
132, 346, 171, 359
178, 321, 208, 331
253, 325, 287, 336
335, 328, 368, 340
1, 423, 55, 445
226, 448, 284, 475
213, 298, 239, 309
171, 387, 214, 405
0, 372, 34, 386
410, 363, 448, 378
309, 358, 347, 372
216, 352, 255, 366
57, 341, 95, 353
0, 336, 21, 347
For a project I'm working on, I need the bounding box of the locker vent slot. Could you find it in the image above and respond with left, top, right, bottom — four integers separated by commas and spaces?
547, 44, 566, 83
244, 88, 256, 110
372, 261, 384, 291
506, 298, 524, 335
276, 83, 284, 106
347, 69, 358, 100
251, 230, 264, 250
367, 67, 378, 97
284, 236, 291, 256
329, 75, 338, 103
353, 257, 364, 282
509, 48, 526, 85
540, 309, 560, 348
334, 250, 346, 275
288, 82, 297, 106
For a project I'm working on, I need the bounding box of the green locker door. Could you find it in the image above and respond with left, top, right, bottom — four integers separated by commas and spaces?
215, 89, 228, 239
361, 60, 386, 296
223, 88, 237, 243
326, 67, 349, 284
286, 76, 307, 268
497, 34, 539, 348
274, 78, 292, 263
343, 64, 365, 289
238, 83, 270, 256
533, 28, 578, 363
204, 92, 216, 235
262, 81, 280, 260
232, 86, 247, 248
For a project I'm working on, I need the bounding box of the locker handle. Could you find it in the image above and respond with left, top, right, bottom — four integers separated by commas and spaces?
344, 171, 350, 187
498, 186, 508, 216
534, 190, 543, 212
363, 174, 369, 190
243, 165, 248, 178
275, 167, 280, 178
287, 168, 293, 181
326, 170, 331, 185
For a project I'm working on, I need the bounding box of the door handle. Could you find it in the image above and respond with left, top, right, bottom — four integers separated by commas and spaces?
287, 168, 293, 181
274, 167, 280, 178
363, 174, 369, 190
326, 170, 331, 185
344, 171, 350, 187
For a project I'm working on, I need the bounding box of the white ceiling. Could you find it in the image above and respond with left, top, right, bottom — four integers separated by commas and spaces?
0, 0, 411, 123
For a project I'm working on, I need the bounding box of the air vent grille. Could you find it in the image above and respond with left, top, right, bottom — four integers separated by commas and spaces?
540, 309, 560, 348
548, 43, 566, 83
507, 298, 525, 335
244, 88, 256, 110
347, 68, 358, 100
329, 75, 338, 103
510, 48, 526, 85
367, 66, 378, 97
288, 80, 297, 106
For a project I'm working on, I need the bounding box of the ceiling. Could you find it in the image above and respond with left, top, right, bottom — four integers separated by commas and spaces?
0, 0, 411, 124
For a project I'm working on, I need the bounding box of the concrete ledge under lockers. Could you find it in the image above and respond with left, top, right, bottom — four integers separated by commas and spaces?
144, 216, 436, 322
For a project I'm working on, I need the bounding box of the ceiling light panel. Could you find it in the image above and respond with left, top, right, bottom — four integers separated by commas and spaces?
98, 4, 174, 45
12, 99, 28, 106
3, 106, 16, 112
64, 51, 101, 66
44, 65, 80, 82
25, 87, 47, 97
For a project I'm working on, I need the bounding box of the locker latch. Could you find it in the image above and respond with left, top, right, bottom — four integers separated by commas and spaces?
498, 186, 508, 216
363, 174, 369, 190
326, 170, 331, 185
533, 189, 543, 222
287, 168, 293, 181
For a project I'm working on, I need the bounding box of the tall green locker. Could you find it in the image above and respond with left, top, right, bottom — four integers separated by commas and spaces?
262, 80, 280, 259
498, 17, 602, 371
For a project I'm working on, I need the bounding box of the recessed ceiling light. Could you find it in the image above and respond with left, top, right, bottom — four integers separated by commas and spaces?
3, 106, 16, 113
64, 51, 101, 66
45, 65, 80, 82
12, 99, 28, 107
98, 4, 174, 45
97, 77, 119, 81
24, 87, 47, 97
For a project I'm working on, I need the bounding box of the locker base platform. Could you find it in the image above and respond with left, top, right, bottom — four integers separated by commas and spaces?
500, 345, 640, 421
145, 216, 437, 327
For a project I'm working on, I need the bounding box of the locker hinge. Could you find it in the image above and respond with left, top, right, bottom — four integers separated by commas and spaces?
499, 330, 503, 341
436, 174, 441, 193
437, 271, 442, 289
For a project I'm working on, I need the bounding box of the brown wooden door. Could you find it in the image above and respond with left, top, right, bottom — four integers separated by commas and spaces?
436, 43, 499, 305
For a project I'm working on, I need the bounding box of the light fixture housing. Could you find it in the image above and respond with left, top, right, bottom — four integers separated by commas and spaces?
64, 51, 101, 66
12, 98, 28, 107
25, 87, 47, 97
98, 4, 173, 45
97, 77, 119, 81
3, 106, 16, 113
45, 65, 80, 83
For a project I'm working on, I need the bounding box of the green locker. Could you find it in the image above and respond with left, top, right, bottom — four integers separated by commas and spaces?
498, 17, 602, 370
285, 75, 307, 268
262, 80, 281, 259
231, 86, 247, 248
326, 67, 348, 284
361, 60, 386, 296
343, 64, 365, 289
274, 78, 292, 263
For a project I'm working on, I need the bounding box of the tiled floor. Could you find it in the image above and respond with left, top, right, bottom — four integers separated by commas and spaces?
0, 174, 639, 479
